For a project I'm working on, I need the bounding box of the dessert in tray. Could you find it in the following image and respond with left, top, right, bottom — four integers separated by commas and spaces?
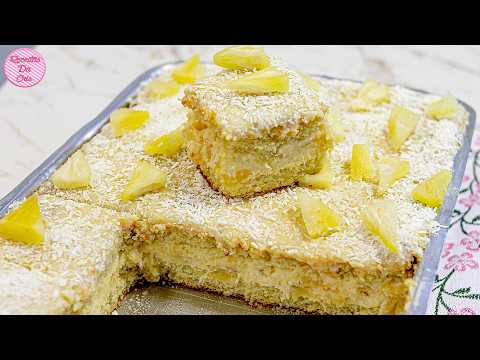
0, 46, 470, 314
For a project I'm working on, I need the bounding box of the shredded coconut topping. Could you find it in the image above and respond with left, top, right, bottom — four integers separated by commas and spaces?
38, 69, 468, 274
184, 58, 327, 140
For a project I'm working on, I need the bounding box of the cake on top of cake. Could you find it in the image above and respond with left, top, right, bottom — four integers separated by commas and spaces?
182, 46, 331, 197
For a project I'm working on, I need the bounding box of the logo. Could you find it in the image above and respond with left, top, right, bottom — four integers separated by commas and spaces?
3, 48, 46, 88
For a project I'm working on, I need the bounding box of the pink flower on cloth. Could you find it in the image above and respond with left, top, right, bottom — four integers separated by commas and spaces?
463, 175, 471, 183
461, 231, 480, 252
448, 307, 476, 315
459, 193, 480, 208
442, 242, 455, 258
444, 252, 479, 272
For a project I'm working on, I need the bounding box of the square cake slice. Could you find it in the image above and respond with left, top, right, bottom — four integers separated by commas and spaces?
182, 59, 330, 197
0, 194, 136, 314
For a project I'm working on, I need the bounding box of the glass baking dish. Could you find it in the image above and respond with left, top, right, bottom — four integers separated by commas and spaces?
0, 62, 476, 315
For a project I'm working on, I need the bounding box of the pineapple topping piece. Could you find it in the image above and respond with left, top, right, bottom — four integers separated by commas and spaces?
226, 67, 289, 95
213, 45, 270, 71
376, 157, 409, 194
351, 144, 376, 182
426, 96, 459, 120
144, 78, 180, 100
325, 108, 345, 143
120, 161, 166, 202
351, 78, 390, 111
297, 192, 342, 238
412, 169, 452, 208
300, 72, 321, 92
299, 154, 333, 189
358, 78, 390, 105
362, 199, 399, 254
172, 54, 204, 85
387, 106, 420, 151
51, 150, 91, 190
0, 195, 45, 245
110, 108, 149, 137
144, 127, 184, 157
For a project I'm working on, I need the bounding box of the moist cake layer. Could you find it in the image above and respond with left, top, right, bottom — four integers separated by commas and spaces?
121, 219, 414, 314
35, 69, 469, 314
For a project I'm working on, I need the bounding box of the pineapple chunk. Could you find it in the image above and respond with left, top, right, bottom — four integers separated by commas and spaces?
349, 99, 372, 112
325, 108, 345, 143
110, 108, 149, 137
412, 169, 452, 208
172, 54, 204, 84
120, 161, 166, 201
357, 78, 390, 105
299, 155, 333, 189
362, 199, 399, 253
51, 150, 91, 190
144, 127, 184, 157
297, 192, 342, 238
0, 195, 45, 245
387, 106, 419, 151
226, 67, 289, 95
351, 144, 376, 182
144, 78, 180, 100
300, 72, 321, 92
426, 96, 459, 120
376, 157, 409, 194
213, 45, 270, 71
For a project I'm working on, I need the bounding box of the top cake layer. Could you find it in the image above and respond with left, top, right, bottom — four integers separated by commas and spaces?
37, 70, 469, 275
183, 58, 328, 140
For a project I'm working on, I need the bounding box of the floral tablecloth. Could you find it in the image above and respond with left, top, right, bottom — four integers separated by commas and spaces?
427, 131, 480, 315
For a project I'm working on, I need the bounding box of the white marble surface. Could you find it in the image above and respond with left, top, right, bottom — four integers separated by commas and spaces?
0, 45, 479, 198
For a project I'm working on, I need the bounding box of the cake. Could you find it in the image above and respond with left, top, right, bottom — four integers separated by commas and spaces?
0, 50, 469, 314
182, 58, 330, 197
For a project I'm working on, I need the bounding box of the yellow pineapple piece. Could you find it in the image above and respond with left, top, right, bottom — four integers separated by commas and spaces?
412, 169, 452, 208
213, 45, 270, 71
0, 195, 45, 245
300, 72, 321, 92
426, 96, 459, 120
144, 127, 184, 157
362, 199, 399, 253
376, 157, 409, 194
226, 67, 289, 95
325, 108, 345, 143
120, 161, 166, 202
144, 78, 180, 100
172, 54, 204, 85
297, 192, 342, 238
387, 106, 419, 151
358, 78, 390, 105
299, 155, 333, 189
110, 108, 149, 137
351, 144, 376, 182
51, 150, 91, 190
349, 99, 372, 112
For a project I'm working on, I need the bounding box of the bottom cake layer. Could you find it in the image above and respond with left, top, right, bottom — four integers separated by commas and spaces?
120, 218, 416, 315
0, 194, 417, 315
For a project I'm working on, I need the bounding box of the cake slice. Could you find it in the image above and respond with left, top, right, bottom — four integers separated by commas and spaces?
181, 58, 330, 197
0, 194, 136, 314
